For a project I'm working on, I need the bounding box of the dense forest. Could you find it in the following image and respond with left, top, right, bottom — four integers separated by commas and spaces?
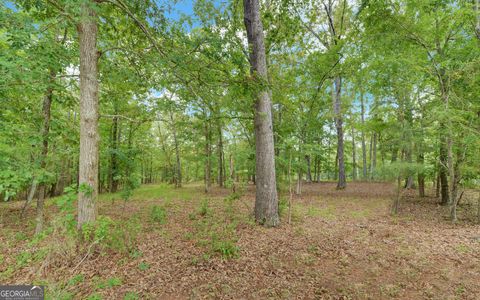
1, 0, 479, 299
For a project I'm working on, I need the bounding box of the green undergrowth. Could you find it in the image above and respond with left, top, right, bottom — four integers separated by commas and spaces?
188, 193, 248, 260
99, 183, 198, 203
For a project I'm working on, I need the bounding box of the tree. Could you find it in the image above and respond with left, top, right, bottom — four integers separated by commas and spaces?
244, 0, 279, 227
77, 0, 99, 228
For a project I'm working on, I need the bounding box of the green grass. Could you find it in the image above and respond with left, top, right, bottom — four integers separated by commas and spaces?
99, 183, 198, 203
306, 205, 337, 219
95, 277, 122, 289
349, 209, 371, 219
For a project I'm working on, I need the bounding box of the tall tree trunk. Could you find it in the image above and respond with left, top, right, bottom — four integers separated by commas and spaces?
244, 0, 279, 226
351, 121, 357, 181
108, 115, 119, 192
371, 133, 377, 180
360, 92, 367, 179
315, 155, 321, 182
369, 134, 373, 178
305, 155, 312, 183
405, 147, 414, 189
296, 166, 302, 195
217, 120, 224, 187
391, 176, 402, 215
450, 143, 466, 222
333, 77, 346, 189
418, 153, 426, 197
35, 71, 54, 234
439, 137, 449, 205
436, 171, 440, 197
229, 153, 236, 192
204, 120, 211, 193
170, 111, 182, 188
77, 1, 99, 228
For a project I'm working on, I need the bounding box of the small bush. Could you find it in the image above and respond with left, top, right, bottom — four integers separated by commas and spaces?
212, 239, 239, 259
138, 261, 150, 271
150, 205, 167, 224
198, 198, 211, 216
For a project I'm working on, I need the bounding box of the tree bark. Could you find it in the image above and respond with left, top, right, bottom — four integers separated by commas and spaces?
108, 115, 119, 192
333, 77, 346, 189
170, 111, 182, 188
244, 0, 279, 226
35, 70, 55, 234
77, 1, 99, 229
360, 92, 367, 179
305, 155, 312, 183
217, 120, 224, 187
371, 132, 377, 180
418, 153, 426, 197
439, 137, 449, 205
351, 120, 357, 181
391, 176, 402, 215
204, 119, 211, 193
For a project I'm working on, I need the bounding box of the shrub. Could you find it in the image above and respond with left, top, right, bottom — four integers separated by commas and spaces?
198, 198, 211, 216
150, 205, 167, 224
212, 239, 239, 259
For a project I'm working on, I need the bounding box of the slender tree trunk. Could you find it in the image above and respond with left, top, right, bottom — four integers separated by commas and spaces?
418, 153, 425, 197
391, 176, 402, 215
217, 120, 224, 187
77, 1, 99, 228
439, 137, 449, 205
35, 70, 55, 234
405, 147, 414, 189
296, 168, 302, 195
229, 153, 236, 192
368, 134, 373, 178
170, 111, 182, 188
305, 155, 312, 183
351, 121, 357, 181
204, 120, 211, 193
333, 77, 346, 189
370, 132, 377, 180
108, 115, 119, 192
360, 92, 367, 179
21, 180, 37, 218
316, 156, 321, 182
244, 0, 279, 226
450, 144, 466, 222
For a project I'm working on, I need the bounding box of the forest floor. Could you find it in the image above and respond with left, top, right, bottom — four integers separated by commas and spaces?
1, 182, 479, 299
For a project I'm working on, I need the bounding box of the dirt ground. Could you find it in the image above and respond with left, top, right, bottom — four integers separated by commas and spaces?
1, 182, 479, 299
